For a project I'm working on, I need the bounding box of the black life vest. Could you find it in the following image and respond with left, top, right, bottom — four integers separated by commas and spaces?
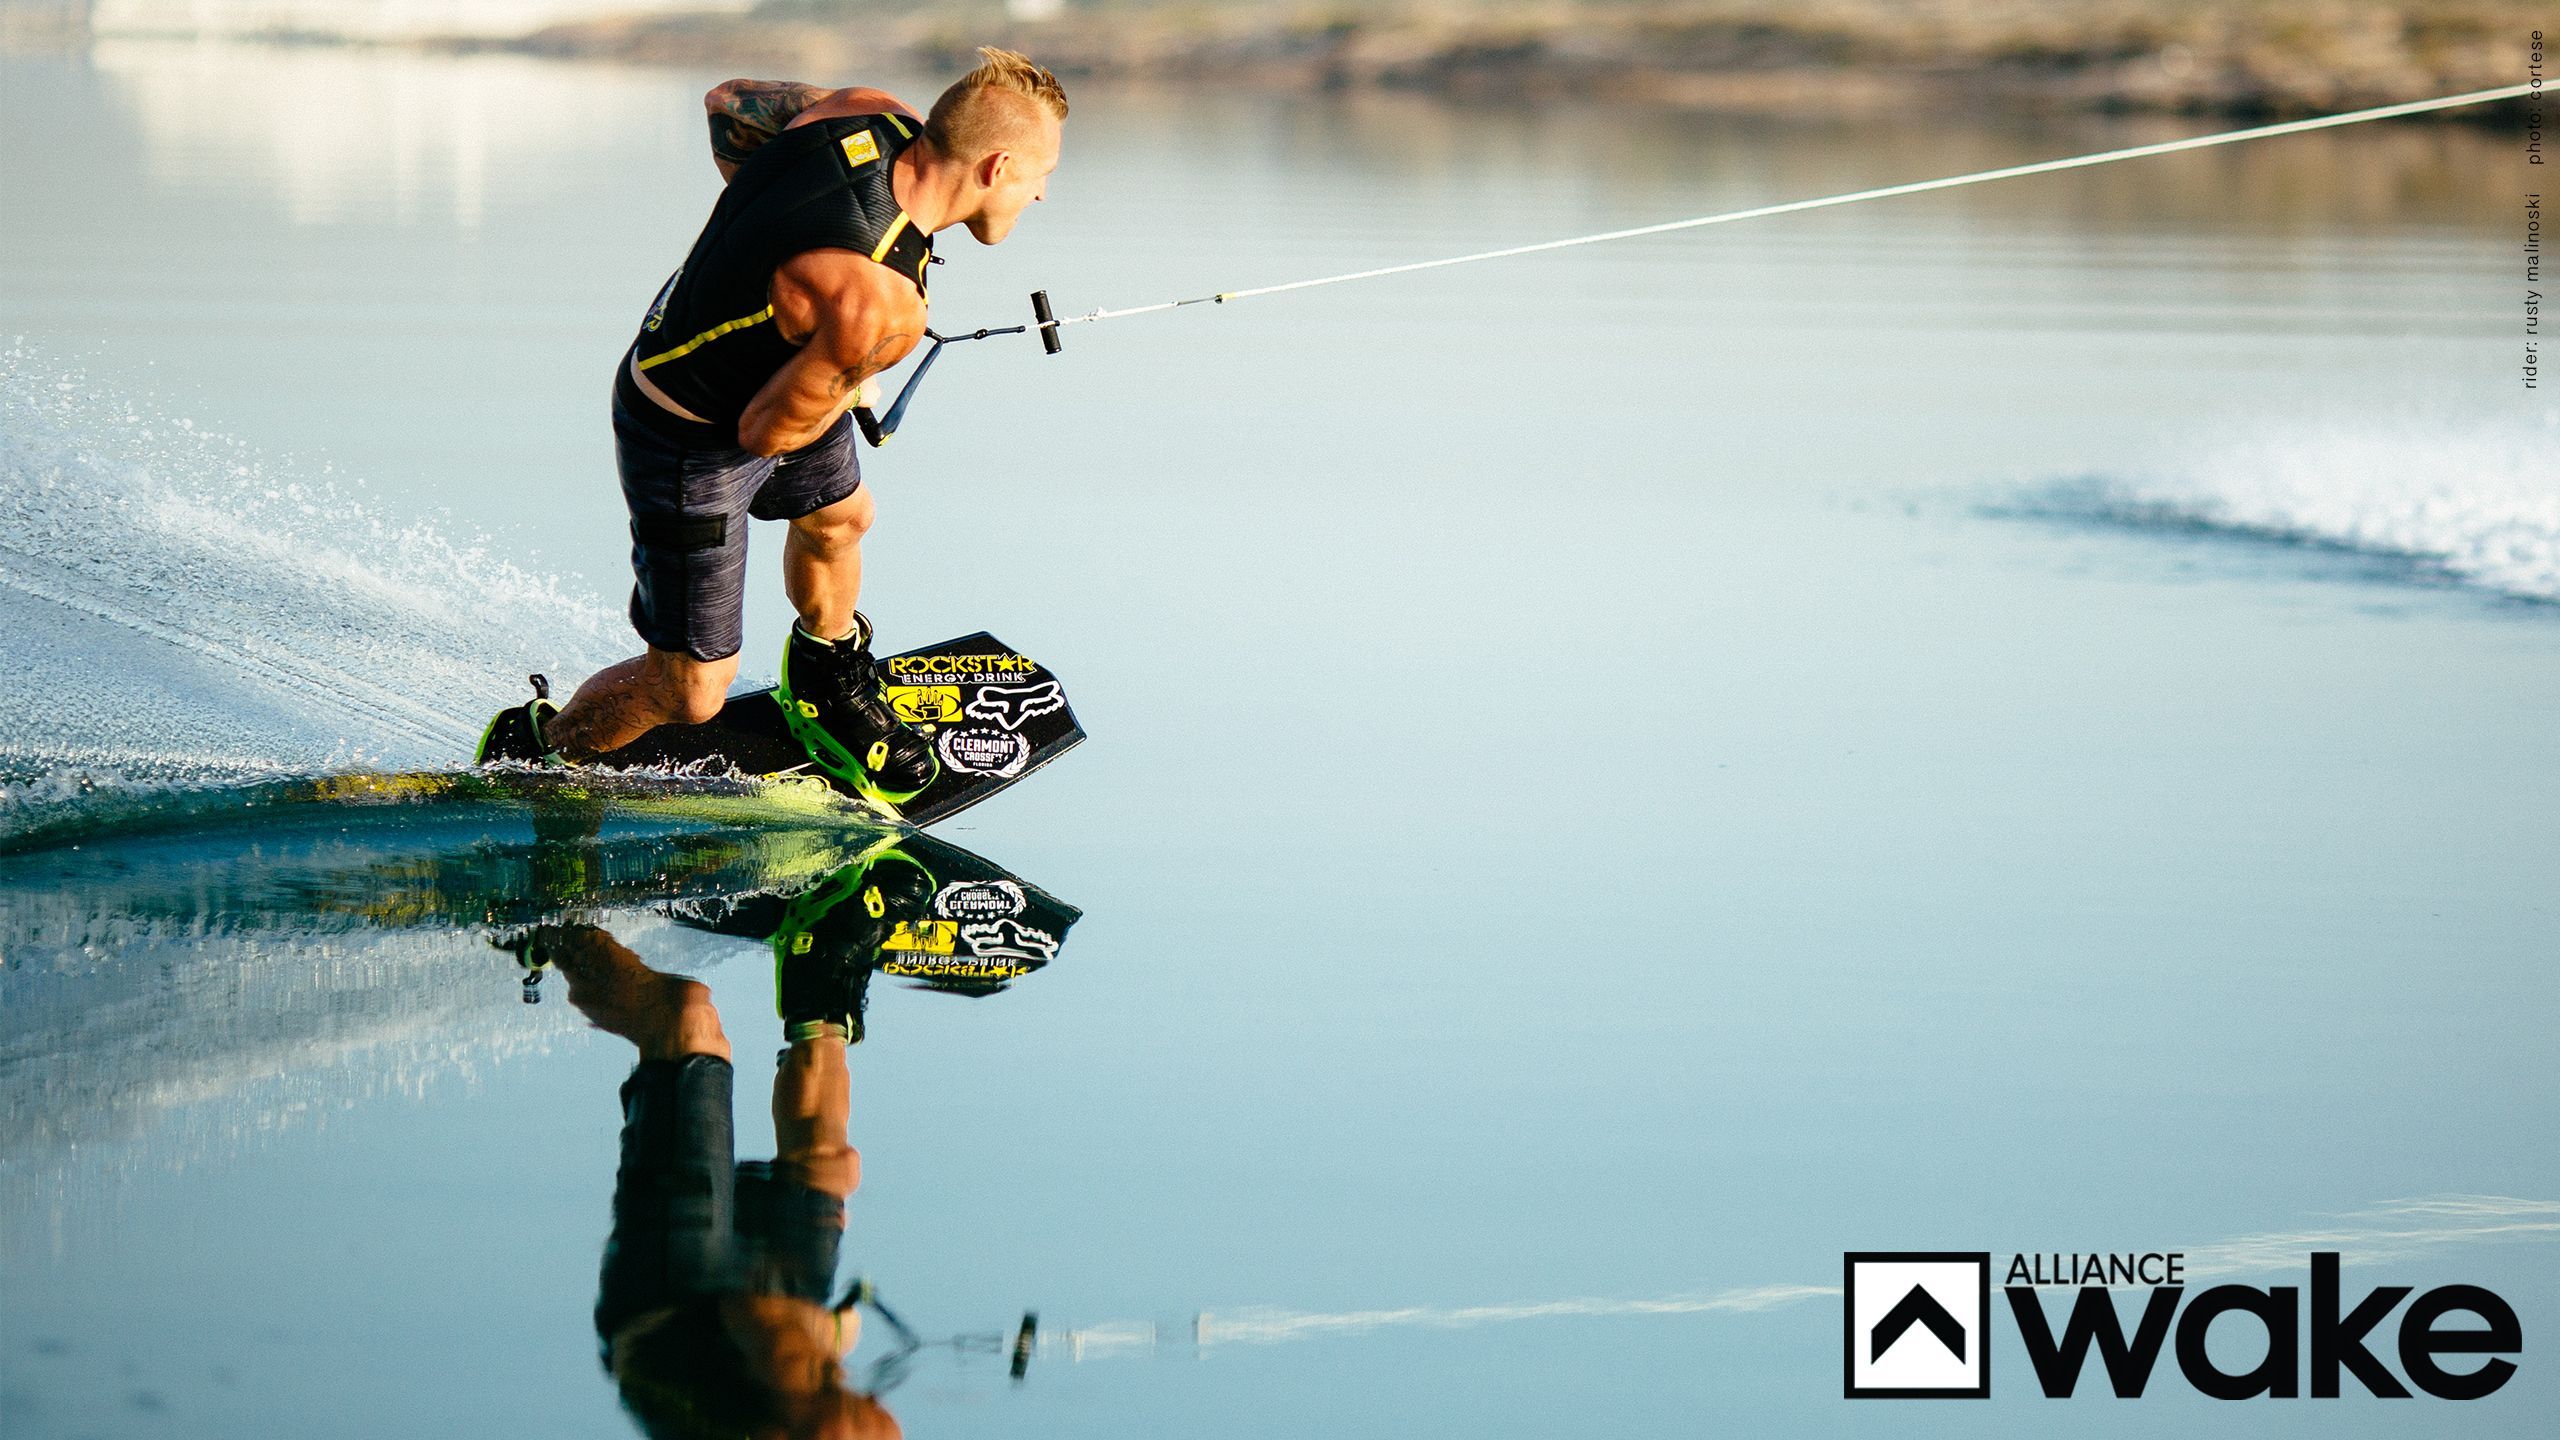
617, 111, 934, 444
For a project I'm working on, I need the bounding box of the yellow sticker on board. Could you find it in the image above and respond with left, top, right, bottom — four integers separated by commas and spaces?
881, 920, 959, 955
885, 685, 963, 723
840, 131, 882, 168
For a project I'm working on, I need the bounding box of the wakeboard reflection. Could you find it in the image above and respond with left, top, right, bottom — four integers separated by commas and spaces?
0, 797, 1079, 1190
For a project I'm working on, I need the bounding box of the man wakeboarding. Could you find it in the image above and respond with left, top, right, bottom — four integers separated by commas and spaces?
477, 48, 1068, 811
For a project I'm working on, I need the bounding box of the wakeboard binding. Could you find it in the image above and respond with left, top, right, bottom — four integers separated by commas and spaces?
774, 613, 940, 808
490, 923, 565, 1005
474, 675, 563, 766
772, 841, 941, 1044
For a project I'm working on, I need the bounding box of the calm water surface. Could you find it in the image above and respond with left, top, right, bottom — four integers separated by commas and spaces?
2, 39, 2554, 1437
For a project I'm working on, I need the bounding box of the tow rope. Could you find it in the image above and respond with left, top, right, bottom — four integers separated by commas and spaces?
1041, 83, 2534, 334
862, 83, 2531, 442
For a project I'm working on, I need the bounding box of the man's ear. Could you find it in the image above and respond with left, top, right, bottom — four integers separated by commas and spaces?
974, 149, 1012, 191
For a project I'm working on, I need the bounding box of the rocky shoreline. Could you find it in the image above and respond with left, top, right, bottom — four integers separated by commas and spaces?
488, 1, 2541, 124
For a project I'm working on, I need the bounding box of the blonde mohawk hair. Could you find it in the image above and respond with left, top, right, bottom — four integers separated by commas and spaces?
925, 47, 1069, 161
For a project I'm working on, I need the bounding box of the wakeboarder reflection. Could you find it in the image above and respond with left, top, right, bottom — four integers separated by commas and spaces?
506, 826, 1060, 1439
517, 917, 899, 1440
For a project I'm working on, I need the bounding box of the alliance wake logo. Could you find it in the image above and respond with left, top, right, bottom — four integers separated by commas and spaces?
1844, 1251, 2521, 1400
1843, 1253, 1991, 1398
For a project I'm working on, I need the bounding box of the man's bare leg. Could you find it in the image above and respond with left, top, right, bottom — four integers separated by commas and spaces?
546, 648, 740, 760
546, 488, 867, 759
773, 1036, 860, 1200
783, 487, 875, 640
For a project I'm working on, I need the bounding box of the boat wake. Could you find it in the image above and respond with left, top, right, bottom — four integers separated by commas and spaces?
2002, 417, 2560, 608
0, 344, 624, 816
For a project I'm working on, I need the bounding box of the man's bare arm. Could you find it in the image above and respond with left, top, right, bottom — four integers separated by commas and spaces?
780, 86, 919, 131
737, 258, 923, 456
705, 78, 829, 180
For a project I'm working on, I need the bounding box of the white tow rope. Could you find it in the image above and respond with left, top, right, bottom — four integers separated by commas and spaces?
1057, 84, 2534, 329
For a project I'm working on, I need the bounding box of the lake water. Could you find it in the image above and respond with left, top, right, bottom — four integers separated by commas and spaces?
2, 38, 2554, 1437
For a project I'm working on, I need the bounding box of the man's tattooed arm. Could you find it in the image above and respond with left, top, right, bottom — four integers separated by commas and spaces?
704, 79, 830, 176
829, 332, 915, 407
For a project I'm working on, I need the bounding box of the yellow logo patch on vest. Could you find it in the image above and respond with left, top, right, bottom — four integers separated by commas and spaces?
840, 130, 882, 168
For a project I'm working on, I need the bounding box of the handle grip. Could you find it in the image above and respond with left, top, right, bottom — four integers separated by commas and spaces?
1031, 290, 1062, 354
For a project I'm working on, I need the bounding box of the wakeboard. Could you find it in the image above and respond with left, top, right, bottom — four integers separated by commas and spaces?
591, 631, 1083, 827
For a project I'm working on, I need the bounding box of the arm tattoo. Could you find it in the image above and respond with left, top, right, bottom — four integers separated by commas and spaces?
829, 333, 915, 400
705, 79, 829, 166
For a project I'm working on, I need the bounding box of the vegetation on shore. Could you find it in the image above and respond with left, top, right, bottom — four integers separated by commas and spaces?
502, 0, 2542, 122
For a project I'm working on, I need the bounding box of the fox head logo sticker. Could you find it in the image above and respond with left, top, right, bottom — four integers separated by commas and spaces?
965, 680, 1065, 731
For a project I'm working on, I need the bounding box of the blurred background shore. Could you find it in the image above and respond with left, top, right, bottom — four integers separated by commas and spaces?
2, 0, 2542, 123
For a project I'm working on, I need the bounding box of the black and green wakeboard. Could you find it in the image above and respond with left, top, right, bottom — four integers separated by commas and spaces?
591, 631, 1083, 827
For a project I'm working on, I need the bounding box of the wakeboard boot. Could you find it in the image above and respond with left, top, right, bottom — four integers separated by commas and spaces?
475, 674, 565, 766
773, 842, 940, 1044
774, 613, 939, 807
490, 929, 551, 1005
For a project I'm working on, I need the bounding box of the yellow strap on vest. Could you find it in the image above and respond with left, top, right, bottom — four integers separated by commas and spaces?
868, 212, 912, 265
636, 304, 775, 371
